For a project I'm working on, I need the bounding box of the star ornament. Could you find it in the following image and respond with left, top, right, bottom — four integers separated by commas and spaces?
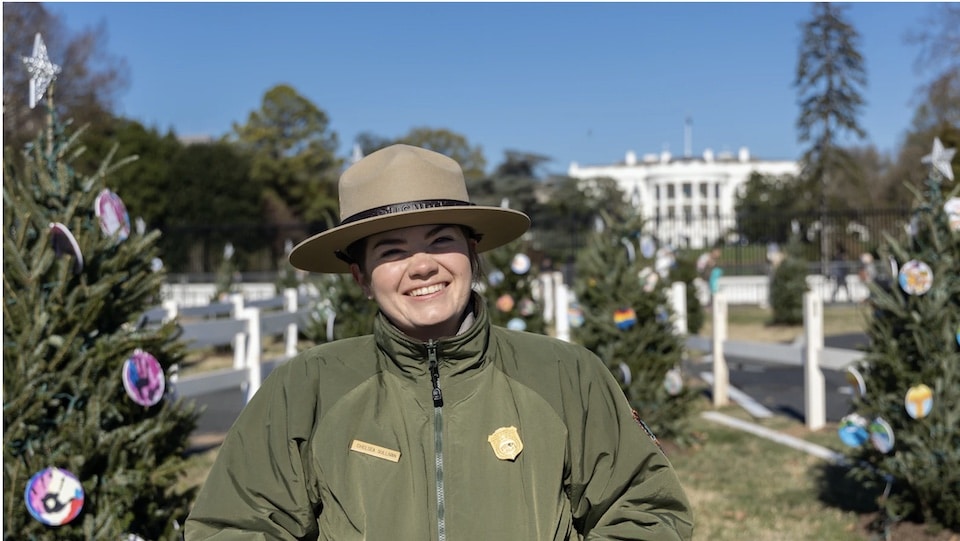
21, 33, 61, 109
921, 137, 956, 182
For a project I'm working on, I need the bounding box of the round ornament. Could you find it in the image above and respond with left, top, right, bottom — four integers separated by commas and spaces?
639, 236, 656, 259
845, 367, 866, 399
506, 317, 526, 332
25, 467, 84, 526
518, 298, 536, 317
904, 384, 933, 420
898, 260, 933, 296
49, 222, 84, 274
654, 247, 675, 275
869, 417, 895, 454
664, 368, 683, 396
496, 294, 515, 313
838, 414, 869, 448
655, 306, 669, 323
510, 253, 531, 275
122, 349, 166, 407
488, 269, 505, 286
94, 189, 131, 241
639, 267, 659, 293
150, 257, 164, 272
613, 308, 637, 331
567, 303, 584, 328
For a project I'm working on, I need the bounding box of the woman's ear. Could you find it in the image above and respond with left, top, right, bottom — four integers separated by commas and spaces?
350, 264, 372, 299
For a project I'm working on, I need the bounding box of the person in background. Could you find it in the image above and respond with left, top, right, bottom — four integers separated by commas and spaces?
183, 144, 694, 540
830, 243, 851, 303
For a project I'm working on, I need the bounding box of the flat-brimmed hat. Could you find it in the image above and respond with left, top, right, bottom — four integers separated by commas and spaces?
289, 144, 531, 273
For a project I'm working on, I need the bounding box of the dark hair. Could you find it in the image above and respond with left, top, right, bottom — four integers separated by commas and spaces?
347, 225, 484, 282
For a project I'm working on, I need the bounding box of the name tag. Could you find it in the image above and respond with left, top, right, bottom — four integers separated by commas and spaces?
350, 440, 401, 462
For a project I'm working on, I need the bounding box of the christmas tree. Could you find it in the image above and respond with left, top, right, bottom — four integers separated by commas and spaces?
769, 228, 809, 325
479, 239, 546, 335
305, 272, 378, 341
841, 137, 959, 531
571, 210, 698, 443
3, 34, 198, 539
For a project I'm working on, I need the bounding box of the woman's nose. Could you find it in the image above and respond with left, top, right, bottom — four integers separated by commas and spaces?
407, 251, 438, 278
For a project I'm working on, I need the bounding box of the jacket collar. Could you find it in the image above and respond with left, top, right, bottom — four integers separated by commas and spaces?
374, 292, 491, 382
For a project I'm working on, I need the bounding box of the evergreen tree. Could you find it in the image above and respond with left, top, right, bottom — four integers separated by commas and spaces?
769, 230, 810, 325
480, 239, 546, 335
3, 44, 197, 539
842, 138, 959, 531
571, 211, 697, 443
305, 273, 378, 342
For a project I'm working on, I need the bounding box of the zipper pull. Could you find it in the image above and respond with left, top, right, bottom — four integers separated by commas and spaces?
427, 340, 444, 408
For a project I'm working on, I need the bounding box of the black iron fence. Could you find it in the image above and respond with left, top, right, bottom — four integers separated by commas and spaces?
156, 208, 911, 278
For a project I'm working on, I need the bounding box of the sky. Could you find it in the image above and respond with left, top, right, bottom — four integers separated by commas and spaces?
44, 2, 942, 175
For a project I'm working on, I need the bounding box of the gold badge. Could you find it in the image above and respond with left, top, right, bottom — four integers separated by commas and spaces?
487, 426, 523, 461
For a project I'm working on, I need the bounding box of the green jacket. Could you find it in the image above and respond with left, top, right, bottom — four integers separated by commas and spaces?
184, 298, 693, 540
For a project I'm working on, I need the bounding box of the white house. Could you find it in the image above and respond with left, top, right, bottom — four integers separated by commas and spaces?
568, 147, 800, 249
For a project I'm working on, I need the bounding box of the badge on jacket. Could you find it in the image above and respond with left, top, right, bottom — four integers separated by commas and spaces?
487, 426, 523, 461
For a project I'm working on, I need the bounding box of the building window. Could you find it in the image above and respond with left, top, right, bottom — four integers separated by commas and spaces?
714, 184, 721, 198
667, 207, 675, 219
655, 185, 661, 200
683, 205, 692, 225
682, 182, 692, 199
699, 182, 708, 198
700, 205, 708, 218
667, 184, 675, 199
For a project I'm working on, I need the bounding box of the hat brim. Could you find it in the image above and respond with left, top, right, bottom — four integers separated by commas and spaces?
289, 206, 530, 273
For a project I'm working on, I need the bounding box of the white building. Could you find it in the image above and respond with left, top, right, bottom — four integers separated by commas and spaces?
567, 147, 799, 249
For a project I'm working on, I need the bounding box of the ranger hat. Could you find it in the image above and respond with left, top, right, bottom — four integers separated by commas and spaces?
289, 144, 531, 273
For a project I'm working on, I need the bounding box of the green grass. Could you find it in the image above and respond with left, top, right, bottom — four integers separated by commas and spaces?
670, 399, 870, 541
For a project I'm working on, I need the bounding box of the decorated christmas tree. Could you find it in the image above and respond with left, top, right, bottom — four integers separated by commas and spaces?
3, 34, 198, 539
839, 137, 959, 531
305, 272, 378, 341
480, 239, 546, 335
571, 210, 698, 442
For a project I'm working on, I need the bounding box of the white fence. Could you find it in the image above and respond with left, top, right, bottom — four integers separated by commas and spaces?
167, 274, 865, 426
161, 289, 313, 403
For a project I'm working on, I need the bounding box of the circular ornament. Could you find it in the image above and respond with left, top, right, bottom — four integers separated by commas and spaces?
898, 260, 933, 296
496, 294, 515, 313
869, 417, 895, 454
150, 257, 164, 272
510, 253, 531, 275
638, 267, 659, 292
506, 317, 526, 332
655, 306, 669, 323
488, 269, 505, 286
94, 189, 131, 241
613, 308, 637, 331
838, 413, 869, 448
655, 247, 674, 275
664, 368, 683, 396
904, 384, 933, 420
122, 349, 166, 407
639, 236, 656, 259
25, 467, 84, 526
845, 367, 866, 399
49, 222, 84, 273
568, 303, 584, 328
518, 298, 536, 317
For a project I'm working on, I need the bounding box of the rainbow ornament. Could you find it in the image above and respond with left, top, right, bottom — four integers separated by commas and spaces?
613, 308, 637, 330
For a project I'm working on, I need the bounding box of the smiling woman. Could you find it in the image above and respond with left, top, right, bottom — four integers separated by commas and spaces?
183, 144, 695, 540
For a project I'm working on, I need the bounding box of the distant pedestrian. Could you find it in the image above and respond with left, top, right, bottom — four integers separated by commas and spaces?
830, 244, 850, 303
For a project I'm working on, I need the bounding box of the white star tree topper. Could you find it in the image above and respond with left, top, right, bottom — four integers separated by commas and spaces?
22, 33, 62, 109
921, 137, 956, 182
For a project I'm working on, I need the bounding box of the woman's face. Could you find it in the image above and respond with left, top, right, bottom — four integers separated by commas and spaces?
352, 224, 476, 341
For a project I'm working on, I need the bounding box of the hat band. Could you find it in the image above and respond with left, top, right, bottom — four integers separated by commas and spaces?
339, 199, 475, 225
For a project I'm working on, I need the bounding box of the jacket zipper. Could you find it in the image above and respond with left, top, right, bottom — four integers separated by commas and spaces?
427, 340, 446, 541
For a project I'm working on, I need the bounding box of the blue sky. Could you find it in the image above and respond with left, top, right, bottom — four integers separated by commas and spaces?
47, 2, 939, 174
